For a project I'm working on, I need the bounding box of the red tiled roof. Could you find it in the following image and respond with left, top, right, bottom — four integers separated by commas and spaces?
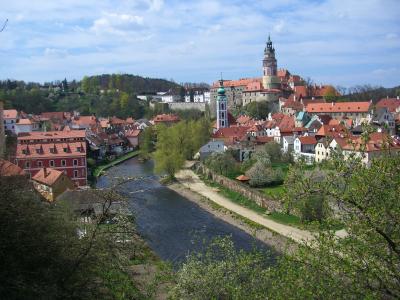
17, 118, 32, 125
293, 85, 308, 98
244, 81, 263, 91
306, 102, 371, 113
278, 115, 295, 133
41, 112, 66, 120
316, 124, 347, 137
299, 136, 317, 145
72, 115, 97, 126
340, 133, 400, 152
126, 117, 135, 124
126, 129, 141, 137
17, 130, 85, 141
4, 109, 18, 119
212, 78, 262, 88
236, 175, 250, 181
376, 98, 400, 113
0, 159, 25, 176
212, 126, 250, 140
152, 114, 180, 123
32, 168, 63, 186
236, 115, 252, 125
16, 141, 86, 159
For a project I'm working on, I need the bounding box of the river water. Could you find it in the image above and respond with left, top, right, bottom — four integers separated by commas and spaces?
96, 157, 273, 265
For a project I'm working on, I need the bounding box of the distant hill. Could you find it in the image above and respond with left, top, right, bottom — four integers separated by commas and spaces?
341, 85, 400, 103
80, 74, 182, 95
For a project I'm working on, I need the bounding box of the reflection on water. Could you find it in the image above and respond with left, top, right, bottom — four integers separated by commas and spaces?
96, 158, 273, 265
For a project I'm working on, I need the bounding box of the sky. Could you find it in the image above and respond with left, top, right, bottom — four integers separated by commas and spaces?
0, 0, 399, 88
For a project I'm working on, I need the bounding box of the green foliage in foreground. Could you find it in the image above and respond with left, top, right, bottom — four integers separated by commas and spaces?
172, 154, 400, 299
169, 237, 273, 300
0, 176, 141, 299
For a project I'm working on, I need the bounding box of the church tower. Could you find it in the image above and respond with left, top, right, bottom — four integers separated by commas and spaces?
216, 79, 228, 129
262, 35, 280, 90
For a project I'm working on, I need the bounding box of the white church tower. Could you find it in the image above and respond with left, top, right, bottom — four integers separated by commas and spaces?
216, 79, 228, 129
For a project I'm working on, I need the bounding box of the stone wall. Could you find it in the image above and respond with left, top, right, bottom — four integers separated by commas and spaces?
168, 102, 206, 112
194, 163, 282, 212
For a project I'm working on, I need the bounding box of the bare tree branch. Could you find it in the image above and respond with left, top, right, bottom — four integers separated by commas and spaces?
0, 19, 8, 32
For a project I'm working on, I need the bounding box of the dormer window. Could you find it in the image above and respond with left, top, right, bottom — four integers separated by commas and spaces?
63, 147, 68, 153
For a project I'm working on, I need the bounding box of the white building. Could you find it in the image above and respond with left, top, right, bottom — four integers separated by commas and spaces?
3, 109, 18, 134
14, 119, 33, 135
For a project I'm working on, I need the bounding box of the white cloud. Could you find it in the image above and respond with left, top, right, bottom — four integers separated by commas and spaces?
91, 13, 144, 35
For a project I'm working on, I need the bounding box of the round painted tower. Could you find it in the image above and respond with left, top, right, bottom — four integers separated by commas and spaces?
216, 79, 228, 129
262, 35, 280, 90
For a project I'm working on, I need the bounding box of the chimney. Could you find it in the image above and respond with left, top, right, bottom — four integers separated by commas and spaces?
331, 102, 334, 106
43, 167, 47, 177
294, 95, 296, 102
397, 96, 399, 100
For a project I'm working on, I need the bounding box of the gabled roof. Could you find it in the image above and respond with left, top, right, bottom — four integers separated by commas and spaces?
316, 124, 347, 137
32, 168, 64, 186
212, 126, 249, 140
125, 129, 141, 138
0, 159, 25, 176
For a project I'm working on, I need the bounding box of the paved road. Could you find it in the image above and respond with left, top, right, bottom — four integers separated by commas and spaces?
175, 168, 315, 244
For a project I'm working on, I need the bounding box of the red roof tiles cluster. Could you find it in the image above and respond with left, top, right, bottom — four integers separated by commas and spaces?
376, 98, 400, 113
3, 109, 18, 119
0, 159, 25, 176
32, 168, 64, 186
152, 114, 180, 124
306, 102, 371, 113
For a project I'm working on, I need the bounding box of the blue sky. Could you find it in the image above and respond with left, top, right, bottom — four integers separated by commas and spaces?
0, 0, 399, 88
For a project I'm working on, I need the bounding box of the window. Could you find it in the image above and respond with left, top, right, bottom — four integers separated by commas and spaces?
25, 161, 30, 168
74, 170, 78, 178
82, 169, 85, 176
61, 160, 66, 167
73, 159, 78, 166
50, 160, 55, 167
63, 148, 68, 153
37, 161, 43, 167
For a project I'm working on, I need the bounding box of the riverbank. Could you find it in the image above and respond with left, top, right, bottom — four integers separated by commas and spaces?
174, 168, 316, 245
93, 150, 140, 177
167, 182, 296, 254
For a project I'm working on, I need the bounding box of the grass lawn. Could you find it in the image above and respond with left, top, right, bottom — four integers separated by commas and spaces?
93, 150, 140, 177
262, 185, 286, 199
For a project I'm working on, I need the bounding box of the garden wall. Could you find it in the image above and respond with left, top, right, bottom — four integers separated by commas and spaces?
194, 163, 282, 212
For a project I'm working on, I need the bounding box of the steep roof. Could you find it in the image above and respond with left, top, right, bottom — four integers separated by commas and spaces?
3, 109, 18, 119
306, 101, 371, 113
32, 168, 64, 186
0, 159, 25, 176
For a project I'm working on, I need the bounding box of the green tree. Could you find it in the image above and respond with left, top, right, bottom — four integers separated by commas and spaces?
154, 124, 185, 178
243, 101, 269, 120
170, 237, 272, 300
139, 126, 155, 160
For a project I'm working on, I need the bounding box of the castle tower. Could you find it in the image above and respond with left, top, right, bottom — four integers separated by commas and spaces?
216, 79, 228, 129
262, 35, 280, 90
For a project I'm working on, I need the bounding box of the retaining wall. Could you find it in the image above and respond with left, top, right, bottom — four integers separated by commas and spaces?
194, 163, 282, 212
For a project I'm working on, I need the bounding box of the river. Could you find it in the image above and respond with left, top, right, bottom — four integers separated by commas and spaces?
96, 157, 273, 265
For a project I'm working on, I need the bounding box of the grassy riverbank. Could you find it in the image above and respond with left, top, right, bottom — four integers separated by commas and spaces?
200, 176, 303, 227
93, 150, 140, 177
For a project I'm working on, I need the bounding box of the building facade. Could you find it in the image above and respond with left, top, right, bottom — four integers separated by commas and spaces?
15, 131, 88, 186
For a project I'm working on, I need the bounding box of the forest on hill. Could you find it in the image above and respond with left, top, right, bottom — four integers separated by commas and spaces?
0, 74, 183, 118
